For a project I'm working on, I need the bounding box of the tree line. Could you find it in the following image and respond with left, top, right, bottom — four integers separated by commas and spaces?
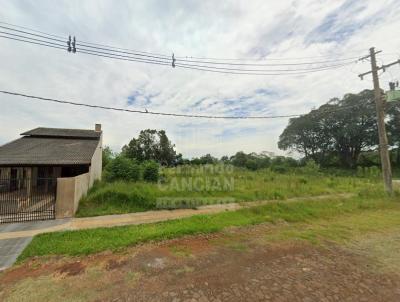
103, 89, 400, 176
278, 89, 400, 169
102, 129, 299, 175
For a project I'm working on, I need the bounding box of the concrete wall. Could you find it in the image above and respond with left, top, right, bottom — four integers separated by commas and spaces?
89, 133, 102, 187
55, 172, 90, 218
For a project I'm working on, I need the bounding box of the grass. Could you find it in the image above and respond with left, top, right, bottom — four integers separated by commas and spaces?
18, 192, 399, 261
264, 209, 400, 245
76, 167, 382, 217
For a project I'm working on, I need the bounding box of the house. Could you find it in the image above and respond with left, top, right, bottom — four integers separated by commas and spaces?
0, 124, 102, 223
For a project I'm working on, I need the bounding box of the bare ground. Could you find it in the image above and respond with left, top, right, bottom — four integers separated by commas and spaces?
0, 223, 399, 302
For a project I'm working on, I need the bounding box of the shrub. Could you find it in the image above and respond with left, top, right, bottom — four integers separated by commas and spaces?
301, 160, 320, 174
245, 159, 258, 171
271, 165, 288, 173
142, 160, 160, 182
105, 156, 141, 182
356, 166, 381, 179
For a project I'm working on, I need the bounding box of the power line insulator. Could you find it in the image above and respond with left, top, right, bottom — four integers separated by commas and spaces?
72, 36, 76, 53
172, 53, 176, 68
67, 35, 71, 52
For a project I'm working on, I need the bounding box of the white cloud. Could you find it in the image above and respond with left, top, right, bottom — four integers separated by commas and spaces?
0, 0, 399, 158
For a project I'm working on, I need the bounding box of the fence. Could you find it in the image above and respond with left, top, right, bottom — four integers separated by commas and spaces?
0, 177, 56, 223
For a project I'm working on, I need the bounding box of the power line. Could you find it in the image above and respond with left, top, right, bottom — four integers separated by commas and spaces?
174, 61, 354, 73
176, 54, 363, 62
0, 21, 172, 58
174, 62, 354, 76
0, 21, 65, 40
0, 20, 363, 67
172, 56, 358, 66
0, 25, 66, 43
0, 31, 66, 48
77, 42, 171, 61
0, 31, 357, 75
75, 41, 359, 67
0, 89, 366, 120
77, 42, 354, 75
0, 34, 66, 51
78, 47, 354, 75
78, 49, 172, 67
0, 90, 298, 119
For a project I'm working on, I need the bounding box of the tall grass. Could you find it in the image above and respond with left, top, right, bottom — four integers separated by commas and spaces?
77, 167, 383, 217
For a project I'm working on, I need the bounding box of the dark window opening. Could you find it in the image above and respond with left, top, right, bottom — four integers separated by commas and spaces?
61, 165, 89, 177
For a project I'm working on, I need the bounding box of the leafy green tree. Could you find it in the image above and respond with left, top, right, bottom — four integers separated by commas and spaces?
230, 151, 248, 167
102, 146, 114, 168
220, 155, 229, 163
122, 129, 178, 166
229, 151, 273, 170
279, 90, 378, 168
105, 156, 140, 182
387, 102, 400, 167
142, 160, 160, 182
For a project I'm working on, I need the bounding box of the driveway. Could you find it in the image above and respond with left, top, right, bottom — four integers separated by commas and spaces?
0, 219, 70, 271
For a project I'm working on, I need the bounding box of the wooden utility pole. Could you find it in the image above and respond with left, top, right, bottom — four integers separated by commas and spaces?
358, 47, 399, 194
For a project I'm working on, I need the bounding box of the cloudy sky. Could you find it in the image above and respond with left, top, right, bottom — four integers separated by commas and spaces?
0, 0, 399, 158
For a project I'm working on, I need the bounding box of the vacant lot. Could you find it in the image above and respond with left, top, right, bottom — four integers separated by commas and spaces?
77, 167, 381, 217
1, 203, 400, 302
2, 167, 398, 301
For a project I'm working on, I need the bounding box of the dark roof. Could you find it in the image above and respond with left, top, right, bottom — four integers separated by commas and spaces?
21, 127, 101, 139
0, 137, 99, 165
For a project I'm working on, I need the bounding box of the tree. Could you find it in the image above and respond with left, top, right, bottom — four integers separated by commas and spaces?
220, 155, 229, 163
387, 102, 400, 166
105, 156, 140, 182
229, 151, 273, 170
278, 90, 378, 168
142, 160, 160, 182
122, 129, 178, 166
102, 146, 114, 168
325, 91, 377, 168
230, 151, 248, 167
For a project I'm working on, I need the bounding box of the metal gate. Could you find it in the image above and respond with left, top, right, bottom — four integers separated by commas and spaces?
0, 177, 56, 223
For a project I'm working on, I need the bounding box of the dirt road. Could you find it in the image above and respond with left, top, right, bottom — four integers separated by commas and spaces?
1, 222, 399, 302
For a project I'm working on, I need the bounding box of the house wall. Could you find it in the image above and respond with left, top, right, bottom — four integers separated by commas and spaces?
55, 172, 90, 218
89, 133, 102, 186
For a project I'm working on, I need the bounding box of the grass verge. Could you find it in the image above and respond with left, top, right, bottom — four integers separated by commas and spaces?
18, 194, 399, 261
264, 208, 400, 244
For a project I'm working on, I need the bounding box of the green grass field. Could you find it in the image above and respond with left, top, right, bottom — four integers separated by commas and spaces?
18, 192, 399, 261
77, 166, 383, 217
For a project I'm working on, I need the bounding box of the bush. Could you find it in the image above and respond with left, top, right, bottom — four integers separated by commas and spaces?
356, 166, 381, 179
105, 156, 140, 182
142, 160, 160, 182
271, 165, 288, 173
301, 160, 320, 174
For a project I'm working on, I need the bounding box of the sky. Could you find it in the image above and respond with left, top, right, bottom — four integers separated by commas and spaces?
0, 0, 399, 159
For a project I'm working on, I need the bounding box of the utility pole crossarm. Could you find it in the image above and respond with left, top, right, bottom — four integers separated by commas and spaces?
358, 50, 382, 62
359, 59, 400, 79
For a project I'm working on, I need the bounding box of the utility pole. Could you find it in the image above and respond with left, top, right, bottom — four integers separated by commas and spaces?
358, 47, 400, 195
